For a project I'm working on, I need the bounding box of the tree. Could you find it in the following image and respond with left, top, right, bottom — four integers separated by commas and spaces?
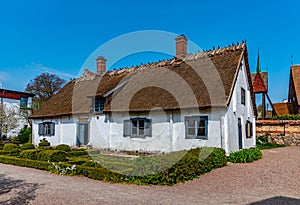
26, 73, 66, 109
0, 104, 19, 139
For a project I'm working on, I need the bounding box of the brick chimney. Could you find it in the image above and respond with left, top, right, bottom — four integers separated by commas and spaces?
175, 35, 188, 60
96, 56, 106, 75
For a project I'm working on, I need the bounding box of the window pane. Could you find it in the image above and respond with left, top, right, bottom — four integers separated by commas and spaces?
187, 118, 195, 127
187, 128, 195, 136
197, 128, 205, 136
132, 120, 137, 135
199, 119, 205, 127
139, 120, 144, 129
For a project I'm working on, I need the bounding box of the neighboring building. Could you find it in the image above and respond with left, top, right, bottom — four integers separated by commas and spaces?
30, 36, 256, 154
273, 102, 294, 115
0, 88, 34, 138
251, 52, 274, 119
288, 65, 300, 114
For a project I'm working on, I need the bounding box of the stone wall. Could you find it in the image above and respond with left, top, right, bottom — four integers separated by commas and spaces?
256, 120, 300, 146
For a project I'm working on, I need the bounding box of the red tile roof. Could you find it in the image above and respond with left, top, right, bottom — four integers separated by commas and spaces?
251, 72, 268, 93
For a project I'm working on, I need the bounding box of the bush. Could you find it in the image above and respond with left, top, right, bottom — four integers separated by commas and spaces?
0, 155, 51, 170
256, 135, 286, 150
0, 147, 228, 185
20, 143, 35, 150
0, 141, 4, 150
2, 144, 20, 156
55, 144, 71, 152
10, 136, 21, 145
0, 150, 8, 155
38, 138, 50, 147
38, 150, 67, 162
229, 148, 262, 163
68, 150, 88, 157
18, 127, 31, 144
272, 114, 300, 120
3, 143, 19, 151
20, 149, 41, 160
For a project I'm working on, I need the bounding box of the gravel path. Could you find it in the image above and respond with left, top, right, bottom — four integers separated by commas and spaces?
0, 146, 299, 205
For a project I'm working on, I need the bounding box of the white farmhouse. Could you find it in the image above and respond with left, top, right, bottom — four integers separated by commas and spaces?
30, 36, 256, 154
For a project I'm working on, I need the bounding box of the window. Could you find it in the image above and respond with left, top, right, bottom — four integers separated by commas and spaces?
20, 97, 28, 108
38, 122, 55, 136
123, 118, 151, 138
94, 97, 105, 112
241, 88, 246, 105
246, 120, 253, 138
185, 116, 208, 139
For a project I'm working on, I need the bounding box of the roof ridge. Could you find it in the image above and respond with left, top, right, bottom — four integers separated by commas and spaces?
80, 41, 246, 80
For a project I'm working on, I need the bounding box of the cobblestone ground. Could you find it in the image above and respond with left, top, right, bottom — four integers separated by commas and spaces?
0, 146, 299, 205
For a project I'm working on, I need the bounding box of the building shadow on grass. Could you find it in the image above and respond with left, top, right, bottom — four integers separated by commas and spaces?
0, 173, 39, 205
248, 196, 300, 205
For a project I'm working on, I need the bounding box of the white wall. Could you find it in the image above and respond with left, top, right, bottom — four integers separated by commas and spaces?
32, 117, 78, 147
225, 57, 256, 153
88, 108, 227, 153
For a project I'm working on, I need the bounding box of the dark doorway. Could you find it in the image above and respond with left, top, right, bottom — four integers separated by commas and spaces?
238, 118, 243, 149
78, 123, 89, 146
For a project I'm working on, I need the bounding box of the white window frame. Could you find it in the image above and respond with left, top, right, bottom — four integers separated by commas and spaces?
185, 116, 208, 139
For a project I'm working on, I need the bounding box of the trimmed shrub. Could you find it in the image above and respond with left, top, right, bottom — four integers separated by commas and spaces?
0, 141, 4, 150
10, 136, 21, 145
2, 144, 19, 156
0, 155, 51, 170
38, 150, 67, 162
229, 148, 262, 163
3, 143, 19, 151
20, 143, 35, 150
68, 150, 88, 157
38, 138, 50, 147
55, 144, 71, 152
68, 158, 90, 165
20, 149, 41, 160
0, 147, 228, 185
0, 150, 8, 155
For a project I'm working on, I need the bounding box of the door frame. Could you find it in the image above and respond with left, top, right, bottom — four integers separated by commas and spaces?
77, 122, 90, 146
238, 118, 243, 149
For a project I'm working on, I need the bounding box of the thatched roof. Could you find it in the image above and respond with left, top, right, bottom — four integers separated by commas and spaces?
30, 42, 255, 118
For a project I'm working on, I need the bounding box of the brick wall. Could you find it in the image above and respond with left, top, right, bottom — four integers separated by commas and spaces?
256, 120, 300, 146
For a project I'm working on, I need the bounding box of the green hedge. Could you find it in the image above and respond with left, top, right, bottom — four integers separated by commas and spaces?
0, 141, 4, 150
20, 143, 35, 150
20, 149, 41, 160
3, 144, 19, 151
38, 138, 50, 147
272, 114, 300, 120
37, 150, 68, 162
0, 155, 51, 170
68, 150, 88, 157
229, 148, 262, 163
55, 144, 71, 152
0, 147, 227, 185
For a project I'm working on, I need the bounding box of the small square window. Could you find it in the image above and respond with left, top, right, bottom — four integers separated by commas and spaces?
94, 97, 105, 112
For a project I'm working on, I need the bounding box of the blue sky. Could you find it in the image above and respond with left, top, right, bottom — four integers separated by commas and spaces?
0, 0, 299, 103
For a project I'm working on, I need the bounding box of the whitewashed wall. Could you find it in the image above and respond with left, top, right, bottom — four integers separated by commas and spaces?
225, 57, 256, 153
32, 117, 78, 147
89, 109, 227, 153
